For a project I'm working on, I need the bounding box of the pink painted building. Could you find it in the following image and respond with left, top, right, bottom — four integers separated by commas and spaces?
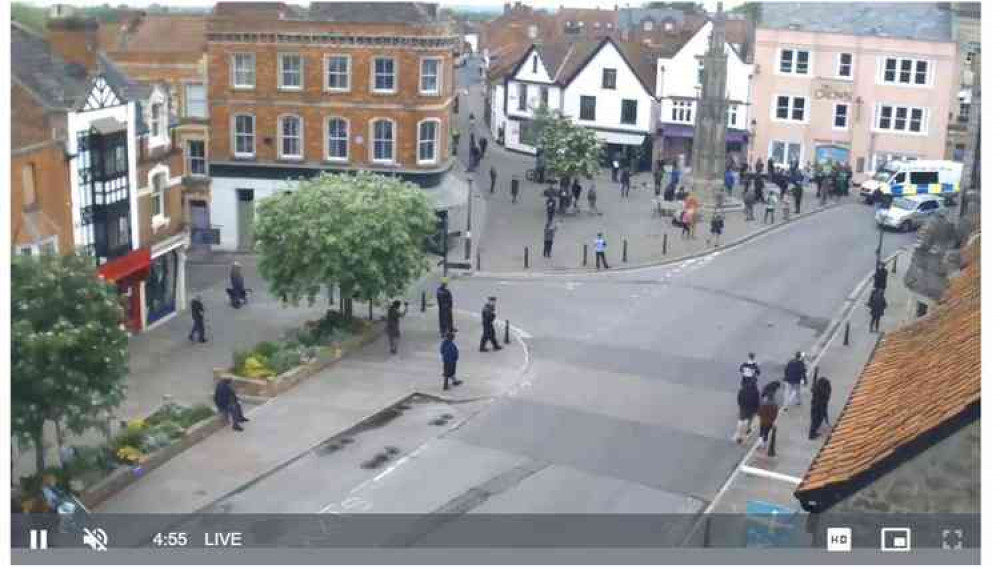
748, 2, 960, 176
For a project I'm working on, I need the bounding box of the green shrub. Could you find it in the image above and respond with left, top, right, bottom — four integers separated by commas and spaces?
253, 341, 281, 360
233, 350, 251, 373
181, 405, 216, 427
114, 423, 147, 450
269, 349, 303, 375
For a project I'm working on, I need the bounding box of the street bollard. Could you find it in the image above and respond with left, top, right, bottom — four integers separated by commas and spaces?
843, 322, 850, 346
369, 299, 373, 321
812, 366, 819, 387
892, 256, 898, 274
767, 426, 777, 457
476, 250, 481, 271
524, 246, 529, 269
622, 239, 628, 263
504, 319, 510, 344
421, 291, 426, 313
582, 244, 588, 266
662, 234, 668, 255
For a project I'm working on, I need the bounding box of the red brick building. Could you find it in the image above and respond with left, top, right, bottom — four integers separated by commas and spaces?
206, 2, 458, 251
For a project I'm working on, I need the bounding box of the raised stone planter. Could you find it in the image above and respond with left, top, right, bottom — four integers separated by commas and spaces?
80, 413, 225, 510
212, 320, 384, 400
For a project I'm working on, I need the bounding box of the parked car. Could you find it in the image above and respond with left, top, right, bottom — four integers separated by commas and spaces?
874, 194, 946, 232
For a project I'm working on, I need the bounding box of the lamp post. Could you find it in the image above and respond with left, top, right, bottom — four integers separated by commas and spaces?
876, 221, 885, 269
465, 175, 473, 260
748, 119, 757, 164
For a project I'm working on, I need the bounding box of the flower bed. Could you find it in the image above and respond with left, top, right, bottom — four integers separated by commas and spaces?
215, 310, 382, 399
15, 402, 220, 512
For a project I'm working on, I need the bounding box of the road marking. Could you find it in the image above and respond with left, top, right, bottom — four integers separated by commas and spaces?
739, 465, 803, 485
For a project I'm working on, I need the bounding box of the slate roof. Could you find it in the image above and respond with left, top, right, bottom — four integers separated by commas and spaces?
618, 6, 699, 29
98, 52, 153, 103
795, 239, 981, 511
758, 2, 954, 42
11, 22, 91, 110
307, 2, 439, 23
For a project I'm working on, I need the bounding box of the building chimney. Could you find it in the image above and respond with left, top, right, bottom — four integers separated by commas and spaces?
46, 10, 100, 72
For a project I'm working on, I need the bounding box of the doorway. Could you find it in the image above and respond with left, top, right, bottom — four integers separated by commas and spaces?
237, 189, 255, 251
190, 199, 210, 248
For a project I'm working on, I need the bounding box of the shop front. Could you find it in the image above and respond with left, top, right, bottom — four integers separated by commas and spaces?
599, 131, 651, 172
97, 247, 151, 334
145, 235, 189, 329
659, 124, 749, 168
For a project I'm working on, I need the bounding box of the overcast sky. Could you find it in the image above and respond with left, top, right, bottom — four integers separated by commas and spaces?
22, 0, 747, 11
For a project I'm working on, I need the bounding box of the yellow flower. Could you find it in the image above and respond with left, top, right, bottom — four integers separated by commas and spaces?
242, 355, 275, 379
127, 419, 146, 431
116, 446, 142, 464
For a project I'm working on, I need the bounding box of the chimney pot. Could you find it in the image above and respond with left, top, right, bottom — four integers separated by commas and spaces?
46, 15, 100, 72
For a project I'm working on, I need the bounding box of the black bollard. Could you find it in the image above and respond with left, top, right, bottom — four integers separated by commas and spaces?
812, 366, 818, 387
504, 319, 510, 344
767, 426, 777, 457
369, 299, 373, 321
623, 239, 628, 263
476, 250, 481, 271
662, 234, 668, 255
843, 322, 850, 346
892, 255, 898, 274
582, 244, 588, 266
421, 290, 426, 313
524, 246, 529, 269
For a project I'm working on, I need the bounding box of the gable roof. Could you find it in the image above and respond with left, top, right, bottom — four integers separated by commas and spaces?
506, 37, 658, 97
759, 2, 954, 42
11, 22, 91, 111
795, 239, 981, 512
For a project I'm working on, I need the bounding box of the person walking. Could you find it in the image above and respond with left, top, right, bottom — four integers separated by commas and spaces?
558, 185, 570, 215
546, 196, 557, 225
594, 232, 610, 269
684, 194, 700, 239
758, 381, 781, 444
814, 168, 825, 199
680, 208, 693, 240
620, 167, 631, 199
724, 168, 735, 196
670, 160, 681, 190
189, 295, 207, 343
653, 166, 664, 197
709, 209, 725, 247
479, 136, 488, 160
763, 190, 777, 224
874, 262, 889, 292
436, 278, 454, 338
783, 351, 808, 407
867, 288, 888, 332
489, 166, 497, 194
776, 169, 788, 201
479, 296, 503, 352
611, 156, 620, 182
228, 261, 246, 308
214, 378, 248, 431
743, 189, 756, 221
753, 173, 765, 203
735, 378, 761, 444
386, 299, 409, 354
792, 180, 804, 214
511, 177, 520, 204
440, 331, 462, 390
571, 178, 582, 210
754, 157, 764, 175
808, 376, 833, 440
543, 223, 556, 258
740, 352, 761, 385
587, 182, 598, 214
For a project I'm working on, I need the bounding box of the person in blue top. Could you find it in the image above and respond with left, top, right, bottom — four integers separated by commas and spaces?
724, 168, 736, 196
440, 331, 461, 390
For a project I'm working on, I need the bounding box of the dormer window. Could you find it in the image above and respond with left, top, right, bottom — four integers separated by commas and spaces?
150, 103, 163, 138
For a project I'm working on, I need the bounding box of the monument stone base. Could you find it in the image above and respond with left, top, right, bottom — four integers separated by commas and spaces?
690, 176, 743, 213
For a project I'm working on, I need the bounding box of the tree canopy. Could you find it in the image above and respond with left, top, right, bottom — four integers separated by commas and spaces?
11, 254, 129, 474
534, 107, 605, 182
254, 171, 437, 311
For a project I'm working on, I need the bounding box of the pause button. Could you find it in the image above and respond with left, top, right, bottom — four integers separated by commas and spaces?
30, 529, 48, 550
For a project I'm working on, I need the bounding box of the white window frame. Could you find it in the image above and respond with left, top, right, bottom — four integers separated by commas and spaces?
579, 95, 596, 121
325, 116, 350, 162
869, 152, 919, 173
372, 56, 397, 94
620, 99, 638, 125
419, 57, 443, 96
416, 118, 440, 165
150, 102, 163, 138
184, 83, 208, 118
833, 103, 850, 130
517, 83, 528, 111
18, 235, 59, 256
231, 53, 256, 90
836, 53, 854, 80
768, 140, 802, 167
278, 114, 304, 160
671, 99, 694, 124
278, 53, 304, 91
773, 94, 808, 123
150, 169, 169, 228
873, 103, 929, 136
728, 104, 738, 128
370, 118, 396, 164
186, 139, 207, 176
879, 56, 933, 87
232, 113, 256, 158
777, 48, 811, 76
324, 54, 351, 92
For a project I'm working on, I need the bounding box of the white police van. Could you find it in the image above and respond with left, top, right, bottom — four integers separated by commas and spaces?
860, 160, 962, 205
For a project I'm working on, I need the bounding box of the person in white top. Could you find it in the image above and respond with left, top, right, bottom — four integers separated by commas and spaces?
594, 233, 610, 270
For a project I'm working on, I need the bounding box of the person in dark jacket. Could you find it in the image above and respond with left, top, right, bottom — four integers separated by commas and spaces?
743, 189, 756, 221
739, 352, 761, 385
436, 279, 454, 338
709, 210, 725, 247
228, 261, 246, 308
546, 196, 557, 225
808, 376, 833, 440
214, 378, 248, 431
386, 300, 409, 354
791, 180, 804, 214
489, 166, 497, 194
479, 296, 502, 352
753, 173, 766, 203
783, 351, 808, 406
775, 169, 789, 200
767, 157, 775, 180
735, 379, 761, 444
754, 157, 764, 174
189, 295, 207, 343
620, 167, 631, 198
653, 166, 664, 196
479, 136, 488, 159
571, 178, 582, 209
868, 288, 888, 332
873, 262, 889, 292
440, 331, 461, 390
758, 381, 782, 443
543, 223, 557, 258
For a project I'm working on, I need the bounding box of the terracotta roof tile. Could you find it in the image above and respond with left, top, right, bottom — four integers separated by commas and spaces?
796, 240, 981, 500
106, 15, 207, 54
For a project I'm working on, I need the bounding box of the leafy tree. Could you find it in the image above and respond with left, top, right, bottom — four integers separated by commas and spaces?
11, 254, 129, 474
254, 171, 437, 318
534, 107, 604, 184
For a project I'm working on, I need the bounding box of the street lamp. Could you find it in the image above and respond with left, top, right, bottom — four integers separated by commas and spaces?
465, 175, 473, 260
748, 119, 757, 163
876, 221, 885, 269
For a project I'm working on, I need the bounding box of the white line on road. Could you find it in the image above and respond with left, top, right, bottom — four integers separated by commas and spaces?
739, 465, 803, 485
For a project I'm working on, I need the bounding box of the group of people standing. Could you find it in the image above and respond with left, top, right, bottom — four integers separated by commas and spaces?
734, 351, 833, 446
434, 279, 503, 390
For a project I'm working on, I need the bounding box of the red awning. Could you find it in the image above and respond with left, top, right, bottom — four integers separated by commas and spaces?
97, 247, 151, 283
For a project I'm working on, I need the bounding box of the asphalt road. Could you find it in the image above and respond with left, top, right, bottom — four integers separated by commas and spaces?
203, 203, 913, 527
